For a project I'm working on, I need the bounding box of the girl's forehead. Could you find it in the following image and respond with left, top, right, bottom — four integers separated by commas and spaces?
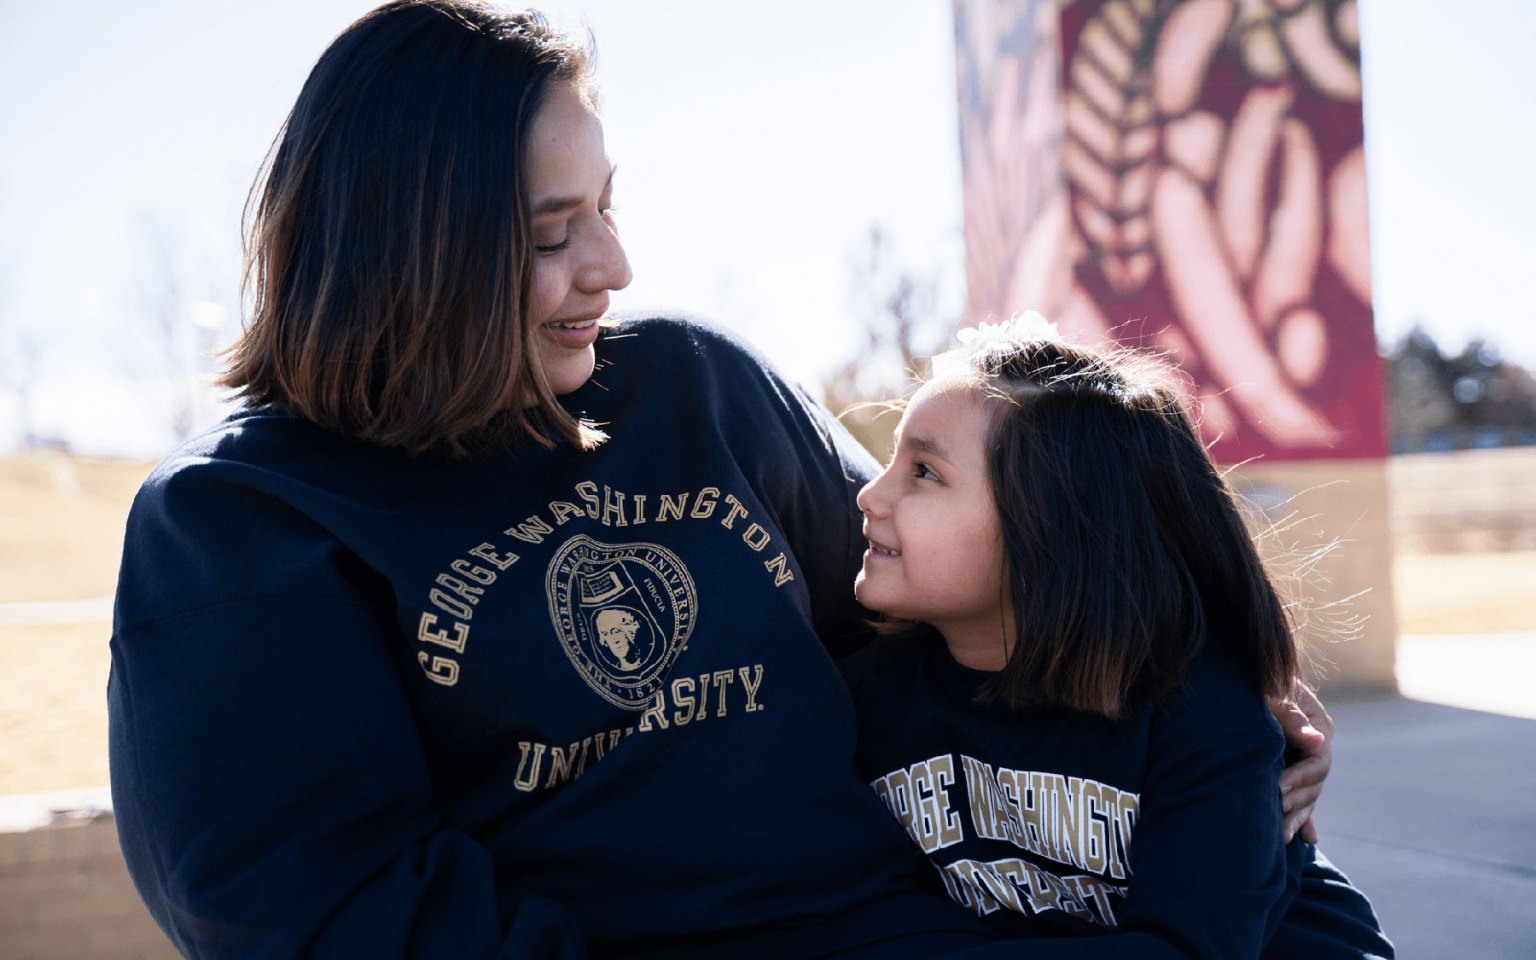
901, 378, 1000, 449
908, 374, 995, 416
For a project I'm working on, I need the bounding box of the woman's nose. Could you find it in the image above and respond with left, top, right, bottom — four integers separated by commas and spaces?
580, 219, 632, 293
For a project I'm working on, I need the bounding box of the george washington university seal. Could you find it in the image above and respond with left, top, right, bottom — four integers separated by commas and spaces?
546, 535, 698, 709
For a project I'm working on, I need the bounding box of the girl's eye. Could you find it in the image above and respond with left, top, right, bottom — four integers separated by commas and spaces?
914, 462, 939, 481
535, 237, 572, 254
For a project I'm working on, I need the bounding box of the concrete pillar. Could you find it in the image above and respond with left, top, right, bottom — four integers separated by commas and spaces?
1230, 458, 1397, 692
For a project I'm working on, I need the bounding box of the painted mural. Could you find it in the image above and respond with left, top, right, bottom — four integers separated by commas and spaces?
954, 0, 1383, 462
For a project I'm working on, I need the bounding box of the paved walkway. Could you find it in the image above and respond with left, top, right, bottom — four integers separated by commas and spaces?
1322, 688, 1536, 958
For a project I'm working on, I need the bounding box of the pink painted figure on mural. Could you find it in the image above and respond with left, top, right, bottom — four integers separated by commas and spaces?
956, 0, 1383, 461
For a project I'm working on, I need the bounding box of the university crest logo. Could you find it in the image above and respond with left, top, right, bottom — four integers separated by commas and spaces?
546, 535, 698, 709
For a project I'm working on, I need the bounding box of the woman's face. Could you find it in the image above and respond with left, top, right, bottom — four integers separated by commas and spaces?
523, 82, 632, 395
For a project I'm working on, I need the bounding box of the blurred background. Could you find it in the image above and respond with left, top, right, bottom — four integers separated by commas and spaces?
1, 0, 1532, 957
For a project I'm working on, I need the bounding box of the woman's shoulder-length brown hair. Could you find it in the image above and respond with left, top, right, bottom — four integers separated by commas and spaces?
222, 0, 600, 457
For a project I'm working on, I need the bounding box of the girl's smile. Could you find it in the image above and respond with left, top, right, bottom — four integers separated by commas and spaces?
855, 378, 1013, 669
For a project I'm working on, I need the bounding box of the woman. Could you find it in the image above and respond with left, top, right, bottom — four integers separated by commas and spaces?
108, 4, 1329, 957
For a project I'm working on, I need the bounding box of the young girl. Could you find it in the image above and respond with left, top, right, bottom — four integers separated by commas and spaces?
841, 317, 1392, 958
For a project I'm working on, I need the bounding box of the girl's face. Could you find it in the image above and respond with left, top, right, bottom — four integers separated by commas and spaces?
855, 379, 1011, 662
523, 82, 633, 395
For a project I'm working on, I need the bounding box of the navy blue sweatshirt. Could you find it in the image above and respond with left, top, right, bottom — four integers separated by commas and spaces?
841, 632, 1389, 959
108, 316, 991, 959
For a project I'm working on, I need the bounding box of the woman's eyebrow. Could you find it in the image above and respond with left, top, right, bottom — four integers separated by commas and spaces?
532, 164, 617, 216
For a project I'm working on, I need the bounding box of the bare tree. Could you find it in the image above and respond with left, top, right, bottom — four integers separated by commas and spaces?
821, 225, 956, 456
0, 228, 44, 449
0, 336, 44, 449
132, 212, 199, 442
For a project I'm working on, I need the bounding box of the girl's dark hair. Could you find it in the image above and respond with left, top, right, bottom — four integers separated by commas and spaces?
953, 334, 1298, 718
222, 1, 600, 456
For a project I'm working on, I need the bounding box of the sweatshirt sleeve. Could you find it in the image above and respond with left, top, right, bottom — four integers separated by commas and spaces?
108, 466, 588, 959
766, 377, 882, 657
945, 660, 1295, 960
692, 322, 881, 658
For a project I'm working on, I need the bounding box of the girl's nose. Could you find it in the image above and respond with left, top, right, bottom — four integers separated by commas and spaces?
856, 473, 887, 518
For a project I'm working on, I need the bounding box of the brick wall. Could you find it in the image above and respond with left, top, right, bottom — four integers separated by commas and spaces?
0, 808, 176, 960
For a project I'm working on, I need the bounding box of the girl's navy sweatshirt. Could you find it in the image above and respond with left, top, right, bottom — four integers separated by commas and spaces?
841, 632, 1393, 959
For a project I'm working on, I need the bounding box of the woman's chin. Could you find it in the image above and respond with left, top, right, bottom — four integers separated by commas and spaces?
538, 345, 597, 396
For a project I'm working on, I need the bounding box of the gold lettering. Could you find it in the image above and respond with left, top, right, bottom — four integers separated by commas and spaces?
911, 762, 939, 851
962, 756, 1004, 841
545, 739, 589, 789
636, 691, 671, 732
450, 558, 497, 586
953, 861, 1003, 914
417, 612, 469, 653
601, 485, 627, 527
764, 552, 795, 586
887, 768, 915, 836
513, 741, 546, 792
601, 728, 624, 759
671, 676, 697, 726
504, 516, 554, 544
1051, 773, 1079, 867
1079, 778, 1107, 875
690, 486, 720, 519
1117, 790, 1140, 876
737, 664, 764, 712
972, 861, 1025, 914
720, 495, 749, 529
939, 867, 976, 910
548, 500, 585, 525
1064, 874, 1124, 926
417, 652, 458, 686
575, 481, 601, 519
710, 669, 734, 717
741, 522, 770, 551
429, 589, 473, 621
871, 775, 891, 810
693, 672, 711, 720
995, 767, 1023, 845
657, 493, 688, 522
929, 755, 963, 849
469, 542, 518, 570
631, 494, 647, 525
1021, 858, 1068, 915
1016, 770, 1051, 860
434, 573, 485, 605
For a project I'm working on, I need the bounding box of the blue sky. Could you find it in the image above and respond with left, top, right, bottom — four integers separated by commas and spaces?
0, 0, 1531, 457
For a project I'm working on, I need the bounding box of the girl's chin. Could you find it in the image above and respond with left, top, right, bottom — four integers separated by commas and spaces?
853, 580, 893, 618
